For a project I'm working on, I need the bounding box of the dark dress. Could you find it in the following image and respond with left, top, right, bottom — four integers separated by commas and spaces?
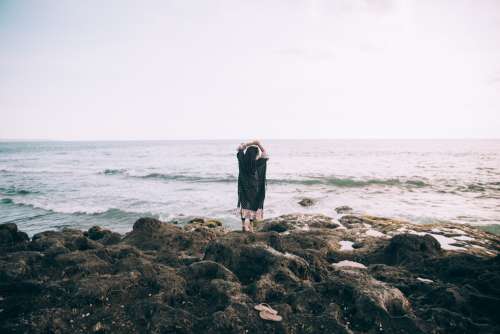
237, 148, 268, 220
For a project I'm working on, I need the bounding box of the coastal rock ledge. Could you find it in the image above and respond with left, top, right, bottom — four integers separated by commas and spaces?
1, 214, 499, 333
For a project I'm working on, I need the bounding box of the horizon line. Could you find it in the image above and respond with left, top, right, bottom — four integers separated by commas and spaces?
1, 137, 500, 142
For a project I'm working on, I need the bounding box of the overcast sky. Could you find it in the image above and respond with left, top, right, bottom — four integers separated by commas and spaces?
1, 0, 499, 140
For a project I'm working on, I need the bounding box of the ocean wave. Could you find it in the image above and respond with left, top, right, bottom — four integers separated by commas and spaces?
267, 177, 428, 188
101, 168, 128, 175
101, 169, 237, 183
1, 198, 14, 204
0, 197, 160, 221
0, 187, 36, 196
140, 173, 237, 183
74, 207, 162, 220
455, 182, 500, 193
100, 167, 499, 192
103, 169, 429, 188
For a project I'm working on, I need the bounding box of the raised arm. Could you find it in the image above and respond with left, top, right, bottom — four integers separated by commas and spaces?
237, 142, 249, 151
238, 140, 267, 157
250, 140, 268, 159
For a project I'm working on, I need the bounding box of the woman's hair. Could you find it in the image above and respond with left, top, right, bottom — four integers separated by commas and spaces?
242, 146, 259, 174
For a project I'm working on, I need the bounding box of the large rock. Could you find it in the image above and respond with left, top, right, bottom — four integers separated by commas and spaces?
85, 226, 121, 245
383, 234, 442, 265
0, 223, 29, 250
1, 215, 499, 333
124, 218, 222, 258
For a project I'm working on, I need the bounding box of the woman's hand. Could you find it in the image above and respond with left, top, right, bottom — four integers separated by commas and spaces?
237, 142, 247, 151
238, 140, 262, 151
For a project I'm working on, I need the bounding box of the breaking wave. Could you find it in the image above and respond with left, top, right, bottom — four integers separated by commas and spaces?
0, 198, 161, 222
0, 187, 37, 196
137, 173, 429, 188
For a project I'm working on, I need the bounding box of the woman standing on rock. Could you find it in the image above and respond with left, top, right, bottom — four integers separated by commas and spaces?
237, 140, 268, 232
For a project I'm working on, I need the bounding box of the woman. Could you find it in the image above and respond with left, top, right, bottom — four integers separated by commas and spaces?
236, 140, 268, 232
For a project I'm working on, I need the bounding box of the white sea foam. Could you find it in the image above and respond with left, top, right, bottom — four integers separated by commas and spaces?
417, 277, 434, 284
365, 229, 386, 238
428, 234, 466, 251
339, 240, 354, 251
454, 235, 474, 241
332, 260, 367, 269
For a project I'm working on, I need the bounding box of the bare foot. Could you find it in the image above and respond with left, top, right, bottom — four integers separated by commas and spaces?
243, 220, 250, 232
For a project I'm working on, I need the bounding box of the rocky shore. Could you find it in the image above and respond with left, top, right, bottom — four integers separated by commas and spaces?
1, 213, 499, 333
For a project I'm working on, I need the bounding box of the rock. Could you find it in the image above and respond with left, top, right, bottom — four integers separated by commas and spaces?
132, 217, 163, 232
85, 226, 121, 245
318, 270, 422, 333
187, 218, 223, 229
335, 205, 353, 214
259, 221, 291, 233
0, 214, 499, 334
189, 217, 205, 224
0, 223, 29, 249
310, 221, 339, 229
298, 198, 315, 207
260, 214, 336, 232
384, 234, 442, 265
205, 220, 222, 228
86, 226, 108, 240
92, 321, 105, 333
184, 260, 238, 282
339, 215, 371, 228
352, 242, 364, 249
0, 223, 18, 234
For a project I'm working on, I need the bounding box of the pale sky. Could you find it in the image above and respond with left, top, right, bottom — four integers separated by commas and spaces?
1, 0, 499, 140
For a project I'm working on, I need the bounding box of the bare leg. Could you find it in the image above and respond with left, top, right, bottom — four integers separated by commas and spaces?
249, 219, 255, 233
244, 218, 252, 232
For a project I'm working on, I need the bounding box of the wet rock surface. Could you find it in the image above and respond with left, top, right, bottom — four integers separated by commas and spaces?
335, 205, 353, 214
298, 198, 316, 207
1, 214, 499, 333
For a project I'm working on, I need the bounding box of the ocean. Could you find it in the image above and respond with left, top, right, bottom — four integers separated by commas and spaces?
1, 140, 499, 236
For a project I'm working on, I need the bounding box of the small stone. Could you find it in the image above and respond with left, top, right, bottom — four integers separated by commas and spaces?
298, 198, 315, 207
352, 242, 364, 249
93, 321, 105, 332
335, 205, 353, 214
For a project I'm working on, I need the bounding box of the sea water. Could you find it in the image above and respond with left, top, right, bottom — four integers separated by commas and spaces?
1, 140, 499, 235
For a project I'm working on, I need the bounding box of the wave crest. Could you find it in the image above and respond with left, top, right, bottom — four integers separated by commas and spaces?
0, 187, 35, 196
0, 197, 160, 221
141, 173, 237, 183
101, 169, 127, 175
268, 176, 428, 188
103, 169, 429, 188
